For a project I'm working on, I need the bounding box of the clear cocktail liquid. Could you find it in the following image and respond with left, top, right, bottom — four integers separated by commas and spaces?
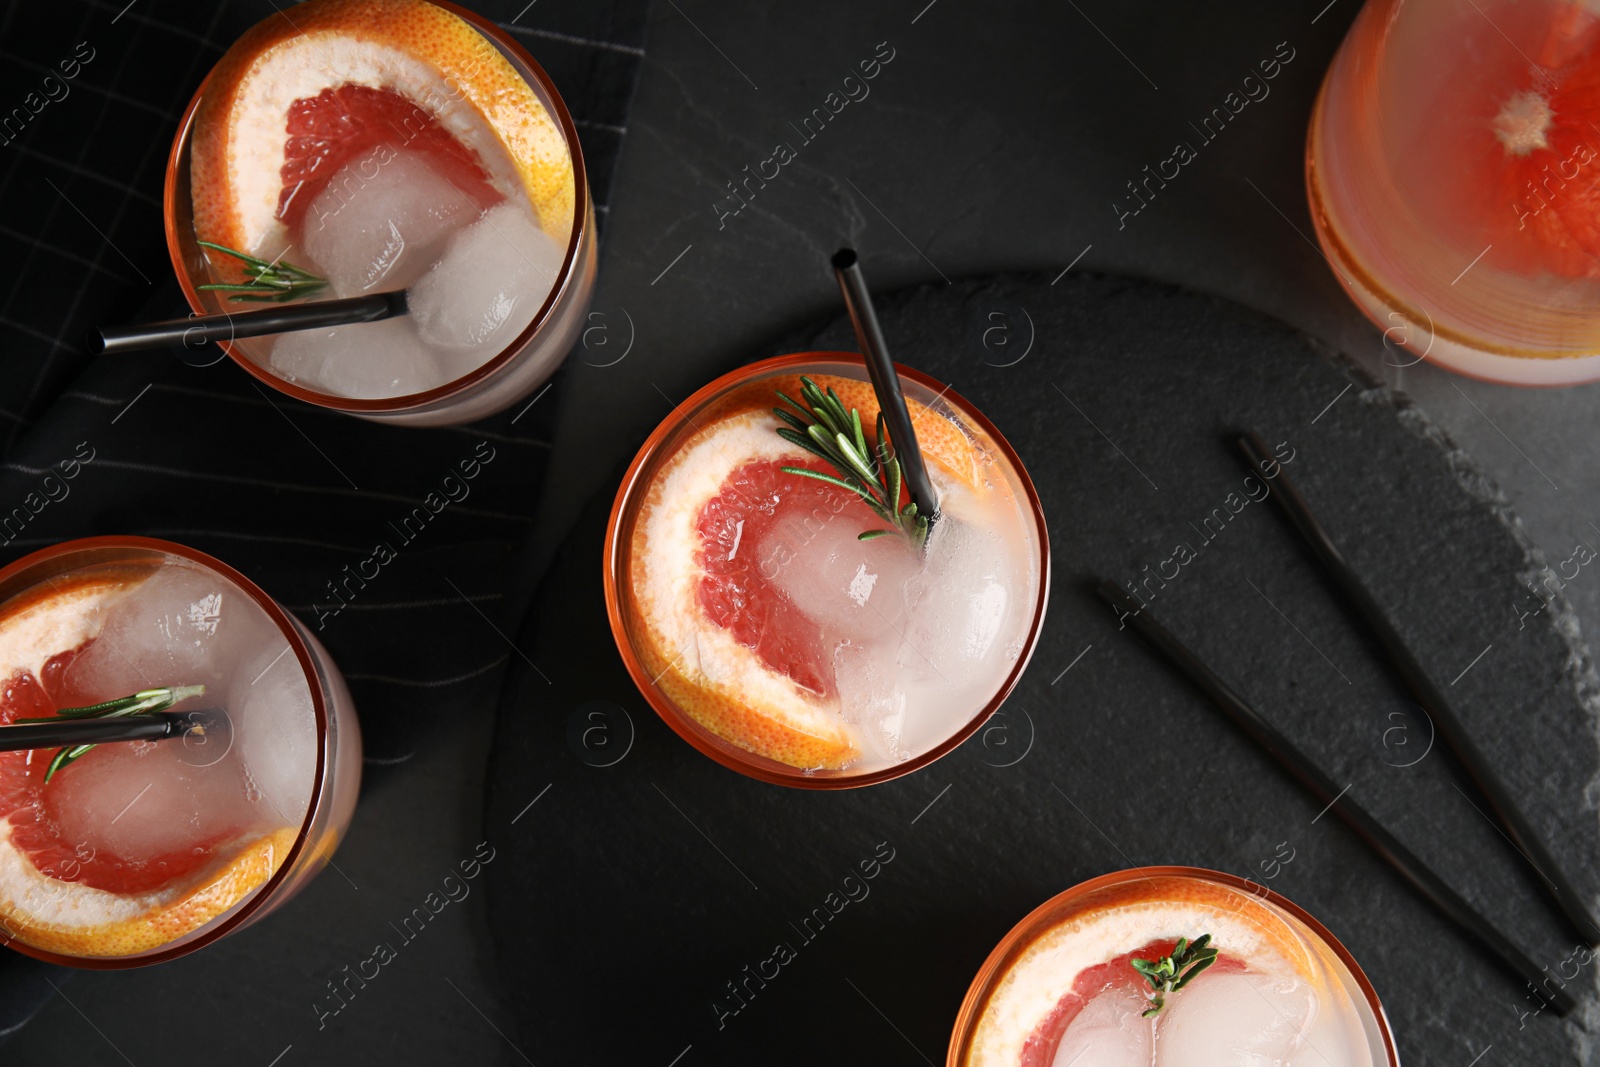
0, 550, 338, 960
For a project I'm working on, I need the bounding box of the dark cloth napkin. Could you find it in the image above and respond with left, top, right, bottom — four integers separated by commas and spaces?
0, 0, 647, 1042
483, 273, 1600, 1065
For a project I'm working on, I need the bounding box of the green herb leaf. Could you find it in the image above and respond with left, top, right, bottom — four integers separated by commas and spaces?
773, 377, 929, 548
776, 427, 840, 466
1130, 932, 1218, 1017
850, 407, 869, 466
196, 240, 327, 304
1171, 952, 1218, 991
772, 407, 810, 433
780, 465, 883, 507
29, 685, 205, 784
833, 432, 881, 487
775, 390, 813, 423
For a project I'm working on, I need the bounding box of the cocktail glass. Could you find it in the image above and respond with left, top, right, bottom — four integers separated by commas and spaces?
0, 536, 359, 967
948, 867, 1399, 1066
163, 0, 596, 426
604, 352, 1050, 788
1309, 0, 1600, 384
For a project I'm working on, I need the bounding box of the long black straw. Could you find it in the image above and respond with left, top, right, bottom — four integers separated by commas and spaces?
830, 248, 939, 524
1096, 579, 1575, 1016
1237, 430, 1600, 949
91, 291, 407, 355
0, 710, 210, 751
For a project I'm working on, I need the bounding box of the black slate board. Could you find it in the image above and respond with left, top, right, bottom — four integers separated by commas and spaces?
484, 273, 1600, 1066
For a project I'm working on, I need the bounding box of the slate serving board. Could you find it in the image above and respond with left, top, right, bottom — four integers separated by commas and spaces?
484, 273, 1600, 1066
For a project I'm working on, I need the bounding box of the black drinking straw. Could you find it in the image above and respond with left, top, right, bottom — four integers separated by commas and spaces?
0, 709, 212, 751
831, 248, 940, 525
1096, 579, 1577, 1017
1237, 430, 1600, 949
90, 290, 407, 355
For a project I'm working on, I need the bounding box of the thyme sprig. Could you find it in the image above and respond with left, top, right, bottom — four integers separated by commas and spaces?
17, 684, 206, 783
196, 241, 327, 303
773, 376, 929, 547
1130, 934, 1219, 1017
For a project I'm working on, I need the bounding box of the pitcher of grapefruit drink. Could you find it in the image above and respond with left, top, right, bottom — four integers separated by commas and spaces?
165, 0, 595, 426
605, 353, 1050, 788
0, 538, 359, 966
949, 868, 1399, 1067
1310, 0, 1600, 384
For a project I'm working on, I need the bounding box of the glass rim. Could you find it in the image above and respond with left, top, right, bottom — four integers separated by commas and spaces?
944, 865, 1400, 1067
161, 0, 592, 414
0, 535, 331, 969
602, 351, 1052, 790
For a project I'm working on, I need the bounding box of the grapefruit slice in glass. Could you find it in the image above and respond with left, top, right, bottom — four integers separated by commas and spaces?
1017, 940, 1252, 1067
190, 0, 575, 271
628, 373, 985, 771
971, 876, 1326, 1067
0, 576, 296, 959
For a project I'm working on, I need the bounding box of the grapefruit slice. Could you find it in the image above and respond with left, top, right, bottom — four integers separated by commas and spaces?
1016, 940, 1250, 1067
1417, 29, 1600, 278
276, 83, 503, 232
969, 876, 1322, 1067
628, 372, 987, 771
0, 574, 297, 958
696, 457, 860, 700
191, 0, 574, 268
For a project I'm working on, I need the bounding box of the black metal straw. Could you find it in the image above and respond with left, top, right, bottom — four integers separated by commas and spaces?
0, 710, 211, 751
90, 290, 407, 355
1096, 579, 1576, 1016
830, 248, 939, 524
1237, 430, 1600, 949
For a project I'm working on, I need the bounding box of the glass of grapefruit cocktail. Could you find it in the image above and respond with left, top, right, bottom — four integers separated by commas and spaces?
0, 537, 359, 967
1309, 0, 1600, 383
604, 352, 1050, 788
949, 868, 1399, 1067
163, 0, 596, 425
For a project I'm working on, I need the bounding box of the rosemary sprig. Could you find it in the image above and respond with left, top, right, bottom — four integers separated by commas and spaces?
773, 376, 930, 547
16, 684, 205, 783
1130, 934, 1219, 1017
196, 240, 327, 303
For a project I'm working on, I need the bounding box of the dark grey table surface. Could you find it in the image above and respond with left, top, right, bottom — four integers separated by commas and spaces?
11, 1, 1600, 1065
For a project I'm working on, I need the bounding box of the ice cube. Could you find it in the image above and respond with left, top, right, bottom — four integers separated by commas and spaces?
758, 513, 921, 645
63, 564, 237, 700
300, 148, 478, 297
1052, 984, 1154, 1067
47, 740, 255, 864
43, 564, 317, 866
408, 201, 563, 369
268, 316, 441, 400
226, 638, 317, 823
1155, 970, 1318, 1066
899, 514, 1017, 689
833, 638, 907, 762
